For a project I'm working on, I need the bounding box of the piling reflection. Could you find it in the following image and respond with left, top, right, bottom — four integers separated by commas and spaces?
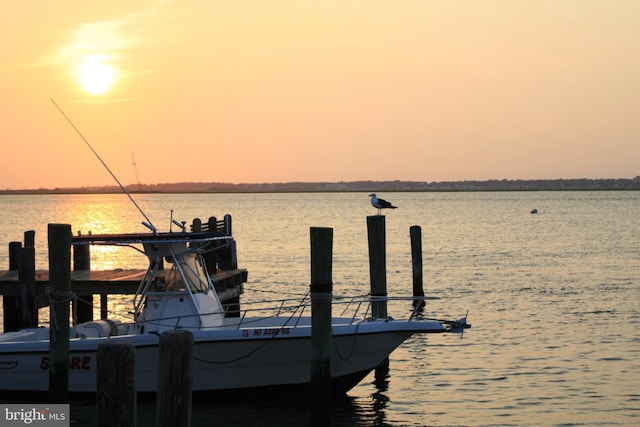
370, 376, 391, 426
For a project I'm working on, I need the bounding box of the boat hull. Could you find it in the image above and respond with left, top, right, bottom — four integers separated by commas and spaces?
0, 319, 439, 399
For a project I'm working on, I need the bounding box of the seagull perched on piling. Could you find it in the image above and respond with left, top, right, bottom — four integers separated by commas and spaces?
369, 193, 397, 215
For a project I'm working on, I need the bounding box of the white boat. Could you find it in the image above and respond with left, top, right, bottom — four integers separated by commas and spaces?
0, 224, 469, 399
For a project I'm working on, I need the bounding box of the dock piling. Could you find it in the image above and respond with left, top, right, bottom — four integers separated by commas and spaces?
367, 216, 387, 319
367, 216, 390, 380
207, 216, 217, 233
156, 330, 194, 427
8, 241, 21, 271
3, 242, 23, 332
48, 223, 72, 403
310, 226, 333, 427
97, 341, 136, 427
73, 242, 93, 323
410, 225, 425, 309
18, 231, 37, 329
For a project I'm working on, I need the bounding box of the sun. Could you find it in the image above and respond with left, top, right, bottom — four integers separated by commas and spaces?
78, 57, 115, 95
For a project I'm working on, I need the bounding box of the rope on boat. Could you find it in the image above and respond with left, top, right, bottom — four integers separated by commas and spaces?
332, 321, 360, 362
193, 336, 272, 365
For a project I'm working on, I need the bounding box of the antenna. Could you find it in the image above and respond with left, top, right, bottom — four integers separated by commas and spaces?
51, 98, 156, 232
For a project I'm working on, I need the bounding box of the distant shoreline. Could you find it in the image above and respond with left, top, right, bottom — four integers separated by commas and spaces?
2, 178, 639, 194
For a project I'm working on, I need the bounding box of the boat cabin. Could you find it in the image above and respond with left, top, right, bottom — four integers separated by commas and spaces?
133, 235, 228, 333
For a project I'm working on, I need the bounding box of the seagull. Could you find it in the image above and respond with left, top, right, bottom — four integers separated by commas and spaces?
369, 193, 397, 215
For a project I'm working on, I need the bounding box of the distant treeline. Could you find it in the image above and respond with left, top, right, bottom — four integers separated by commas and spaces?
3, 177, 639, 194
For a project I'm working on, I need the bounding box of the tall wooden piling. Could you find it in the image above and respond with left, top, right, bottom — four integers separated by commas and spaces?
367, 216, 387, 319
367, 216, 390, 380
73, 242, 93, 323
410, 225, 425, 309
218, 215, 237, 270
97, 341, 136, 427
310, 227, 333, 427
48, 223, 72, 403
157, 330, 194, 427
18, 231, 37, 328
8, 241, 21, 271
3, 242, 23, 332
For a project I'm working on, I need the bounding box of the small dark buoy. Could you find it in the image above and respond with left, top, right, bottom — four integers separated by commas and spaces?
530, 208, 538, 214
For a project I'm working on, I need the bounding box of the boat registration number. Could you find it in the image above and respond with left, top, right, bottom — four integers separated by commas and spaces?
242, 328, 290, 337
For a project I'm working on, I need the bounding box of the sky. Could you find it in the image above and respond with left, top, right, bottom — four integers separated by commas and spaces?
1, 1, 639, 189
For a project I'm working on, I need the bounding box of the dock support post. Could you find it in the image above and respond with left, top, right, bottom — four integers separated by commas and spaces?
18, 231, 37, 329
218, 217, 237, 270
410, 225, 425, 310
367, 216, 387, 319
3, 242, 22, 332
48, 223, 72, 403
157, 330, 193, 427
203, 217, 218, 272
97, 341, 136, 427
73, 242, 93, 323
100, 294, 108, 320
8, 241, 21, 271
208, 216, 217, 233
310, 227, 333, 427
216, 215, 241, 317
367, 216, 390, 381
223, 213, 232, 235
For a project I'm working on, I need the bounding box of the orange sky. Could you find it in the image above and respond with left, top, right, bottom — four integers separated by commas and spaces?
1, 1, 639, 189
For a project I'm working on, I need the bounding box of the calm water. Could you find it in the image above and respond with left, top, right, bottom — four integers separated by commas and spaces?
0, 191, 638, 426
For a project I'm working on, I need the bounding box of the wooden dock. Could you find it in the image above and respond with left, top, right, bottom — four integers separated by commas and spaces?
0, 268, 247, 299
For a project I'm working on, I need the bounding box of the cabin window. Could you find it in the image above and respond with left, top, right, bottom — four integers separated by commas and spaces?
184, 254, 208, 293
146, 252, 209, 293
164, 267, 186, 291
178, 253, 209, 293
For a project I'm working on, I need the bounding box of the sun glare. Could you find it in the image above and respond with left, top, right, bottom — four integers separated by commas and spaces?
78, 56, 115, 95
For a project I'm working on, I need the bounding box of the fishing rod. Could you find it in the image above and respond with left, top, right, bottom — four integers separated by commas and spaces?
51, 98, 157, 233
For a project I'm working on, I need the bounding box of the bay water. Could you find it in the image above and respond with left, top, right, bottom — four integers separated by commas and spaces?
0, 191, 638, 426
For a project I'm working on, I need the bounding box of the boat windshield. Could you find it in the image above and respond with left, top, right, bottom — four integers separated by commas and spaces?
163, 252, 209, 293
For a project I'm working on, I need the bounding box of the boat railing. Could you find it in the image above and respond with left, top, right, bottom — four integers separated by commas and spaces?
220, 294, 439, 329
120, 294, 452, 334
